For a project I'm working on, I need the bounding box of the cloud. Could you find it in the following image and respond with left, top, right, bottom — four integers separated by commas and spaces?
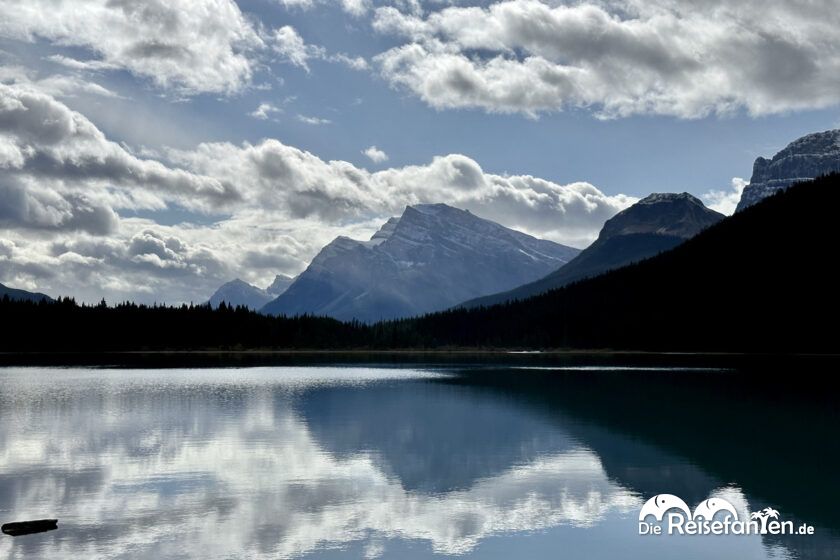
33, 226, 236, 301
0, 64, 122, 100
0, 84, 237, 229
341, 0, 371, 17
276, 0, 316, 10
297, 114, 332, 125
168, 139, 380, 221
172, 139, 634, 246
363, 146, 389, 163
0, 239, 13, 258
272, 25, 321, 72
0, 82, 249, 299
277, 0, 371, 16
330, 53, 370, 71
0, 180, 119, 235
272, 25, 369, 72
1, 4, 368, 98
250, 102, 283, 120
702, 178, 748, 215
0, 0, 264, 96
372, 0, 840, 118
3, 213, 381, 304
46, 54, 116, 72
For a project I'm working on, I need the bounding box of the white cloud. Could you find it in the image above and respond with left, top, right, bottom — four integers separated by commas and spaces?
0, 0, 264, 96
272, 25, 369, 72
363, 146, 389, 163
46, 54, 117, 72
0, 83, 236, 221
276, 0, 316, 9
0, 82, 244, 300
277, 0, 372, 16
0, 64, 122, 99
1, 4, 368, 97
341, 0, 371, 17
250, 102, 283, 120
172, 139, 635, 245
272, 25, 321, 72
297, 114, 333, 125
703, 178, 748, 215
372, 0, 840, 118
331, 53, 370, 71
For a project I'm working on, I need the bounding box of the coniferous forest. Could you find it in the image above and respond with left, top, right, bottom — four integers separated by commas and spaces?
2, 174, 838, 354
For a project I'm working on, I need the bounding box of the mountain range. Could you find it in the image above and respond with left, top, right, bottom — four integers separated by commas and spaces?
5, 173, 837, 354
208, 274, 294, 310
389, 173, 840, 352
0, 282, 52, 303
736, 128, 840, 211
10, 127, 840, 329
261, 203, 580, 322
461, 193, 724, 308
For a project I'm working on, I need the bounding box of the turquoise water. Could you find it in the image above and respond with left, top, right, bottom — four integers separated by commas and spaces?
0, 366, 836, 559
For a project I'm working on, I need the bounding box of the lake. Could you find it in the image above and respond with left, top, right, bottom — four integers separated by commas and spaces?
1, 360, 838, 559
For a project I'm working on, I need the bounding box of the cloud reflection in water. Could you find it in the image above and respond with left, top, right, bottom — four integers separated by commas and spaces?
0, 367, 640, 559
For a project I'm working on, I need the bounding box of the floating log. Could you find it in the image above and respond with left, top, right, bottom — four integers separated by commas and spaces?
1, 519, 58, 536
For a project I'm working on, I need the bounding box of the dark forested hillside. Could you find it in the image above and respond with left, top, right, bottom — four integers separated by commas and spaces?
0, 282, 52, 303
380, 174, 840, 352
2, 175, 838, 353
0, 299, 367, 352
460, 192, 724, 309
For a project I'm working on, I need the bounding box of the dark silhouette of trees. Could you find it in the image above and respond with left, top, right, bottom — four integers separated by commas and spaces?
0, 298, 368, 351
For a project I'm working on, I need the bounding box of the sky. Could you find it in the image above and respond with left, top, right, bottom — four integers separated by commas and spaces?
1, 0, 839, 304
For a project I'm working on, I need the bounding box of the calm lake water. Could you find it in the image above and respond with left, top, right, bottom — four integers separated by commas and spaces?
0, 363, 837, 559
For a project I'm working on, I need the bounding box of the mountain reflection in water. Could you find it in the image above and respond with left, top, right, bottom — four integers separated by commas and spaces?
0, 364, 837, 559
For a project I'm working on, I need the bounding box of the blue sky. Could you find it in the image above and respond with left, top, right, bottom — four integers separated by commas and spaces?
1, 0, 838, 302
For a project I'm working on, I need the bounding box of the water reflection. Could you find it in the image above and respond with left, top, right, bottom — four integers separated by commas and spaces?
0, 366, 836, 559
447, 367, 840, 560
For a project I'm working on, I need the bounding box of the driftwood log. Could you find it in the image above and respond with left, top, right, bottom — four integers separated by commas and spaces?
1, 519, 58, 536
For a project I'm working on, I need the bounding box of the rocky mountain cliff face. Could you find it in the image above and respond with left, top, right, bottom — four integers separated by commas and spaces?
261, 204, 580, 322
736, 129, 840, 211
461, 193, 724, 308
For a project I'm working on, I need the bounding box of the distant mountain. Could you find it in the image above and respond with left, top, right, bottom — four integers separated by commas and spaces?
461, 193, 724, 308
386, 174, 840, 352
208, 274, 294, 310
0, 282, 52, 303
266, 274, 294, 296
261, 203, 580, 322
209, 279, 272, 310
736, 129, 840, 211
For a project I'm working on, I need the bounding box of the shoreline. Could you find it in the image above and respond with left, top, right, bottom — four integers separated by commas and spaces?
2, 349, 839, 369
